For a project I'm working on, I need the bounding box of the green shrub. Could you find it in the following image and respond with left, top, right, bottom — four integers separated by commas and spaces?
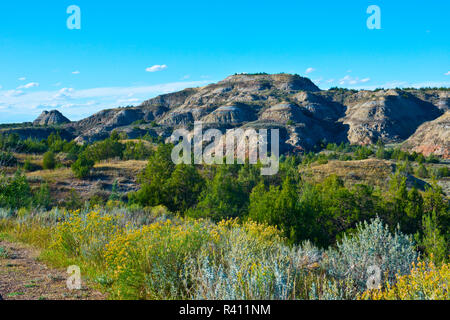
71, 154, 94, 179
33, 182, 52, 210
23, 157, 33, 171
0, 151, 17, 167
42, 151, 56, 170
434, 166, 449, 178
122, 141, 152, 160
415, 164, 429, 178
0, 172, 32, 209
84, 137, 125, 162
354, 146, 373, 160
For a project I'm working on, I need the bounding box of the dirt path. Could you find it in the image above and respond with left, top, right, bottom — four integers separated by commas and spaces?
0, 241, 106, 300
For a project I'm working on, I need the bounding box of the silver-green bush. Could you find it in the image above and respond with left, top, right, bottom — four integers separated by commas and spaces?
323, 217, 418, 292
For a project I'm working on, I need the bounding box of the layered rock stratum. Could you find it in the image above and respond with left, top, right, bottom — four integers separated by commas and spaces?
402, 111, 450, 159
5, 73, 448, 157
33, 110, 71, 126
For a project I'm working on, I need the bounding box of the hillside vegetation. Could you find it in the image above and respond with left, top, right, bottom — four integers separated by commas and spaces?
0, 74, 449, 300
0, 128, 449, 300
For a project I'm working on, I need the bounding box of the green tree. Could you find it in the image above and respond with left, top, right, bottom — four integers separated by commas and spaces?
419, 211, 448, 265
187, 166, 247, 221
165, 164, 205, 213
128, 144, 175, 207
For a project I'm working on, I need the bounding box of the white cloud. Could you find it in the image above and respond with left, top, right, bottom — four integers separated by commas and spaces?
305, 67, 315, 74
18, 77, 26, 81
146, 65, 168, 73
445, 71, 450, 76
17, 82, 39, 89
53, 87, 75, 99
72, 71, 80, 74
339, 76, 370, 86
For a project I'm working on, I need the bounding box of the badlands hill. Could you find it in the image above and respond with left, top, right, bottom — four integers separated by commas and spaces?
33, 110, 71, 126
4, 73, 450, 157
402, 111, 450, 158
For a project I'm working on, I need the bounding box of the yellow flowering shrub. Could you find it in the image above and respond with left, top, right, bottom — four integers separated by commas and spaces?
212, 219, 282, 247
104, 219, 211, 299
360, 259, 449, 300
51, 210, 122, 264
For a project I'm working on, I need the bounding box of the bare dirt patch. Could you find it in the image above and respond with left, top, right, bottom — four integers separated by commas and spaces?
0, 241, 106, 300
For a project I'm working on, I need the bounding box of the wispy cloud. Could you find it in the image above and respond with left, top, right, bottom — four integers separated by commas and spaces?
17, 82, 39, 89
445, 71, 450, 76
305, 67, 315, 74
72, 71, 80, 74
18, 77, 26, 81
53, 87, 75, 99
339, 75, 371, 86
146, 65, 168, 72
0, 80, 208, 123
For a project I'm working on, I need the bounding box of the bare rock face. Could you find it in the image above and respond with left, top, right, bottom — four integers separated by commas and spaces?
19, 74, 446, 158
202, 105, 256, 124
260, 103, 308, 123
33, 110, 70, 126
342, 90, 442, 145
402, 111, 450, 159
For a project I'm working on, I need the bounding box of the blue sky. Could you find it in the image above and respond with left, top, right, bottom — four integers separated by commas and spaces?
0, 0, 449, 123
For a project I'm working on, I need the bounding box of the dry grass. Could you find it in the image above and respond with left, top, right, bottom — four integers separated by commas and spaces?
23, 160, 147, 205
94, 160, 147, 177
26, 167, 74, 181
300, 159, 395, 189
119, 139, 155, 148
13, 153, 43, 163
